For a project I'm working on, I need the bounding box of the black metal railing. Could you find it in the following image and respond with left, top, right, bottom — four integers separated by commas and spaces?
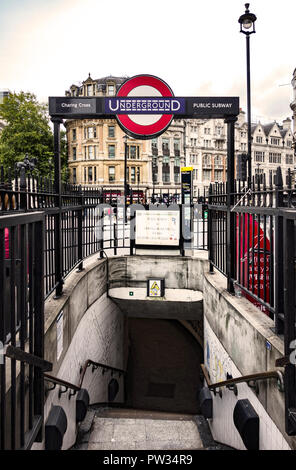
0, 166, 208, 300
0, 211, 50, 450
208, 168, 296, 333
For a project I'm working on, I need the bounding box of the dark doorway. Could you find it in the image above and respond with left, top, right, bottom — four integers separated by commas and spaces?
125, 318, 203, 414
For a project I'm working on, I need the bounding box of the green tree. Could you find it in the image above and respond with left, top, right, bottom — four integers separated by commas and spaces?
0, 91, 68, 179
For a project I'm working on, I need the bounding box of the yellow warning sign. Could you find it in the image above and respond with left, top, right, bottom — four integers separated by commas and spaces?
149, 279, 162, 297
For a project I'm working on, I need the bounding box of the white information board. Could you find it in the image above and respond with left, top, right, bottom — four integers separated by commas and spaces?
136, 210, 180, 246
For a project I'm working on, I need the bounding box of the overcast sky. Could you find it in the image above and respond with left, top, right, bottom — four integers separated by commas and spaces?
0, 0, 295, 124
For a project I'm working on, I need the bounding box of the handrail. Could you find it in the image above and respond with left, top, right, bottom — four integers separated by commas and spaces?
43, 359, 125, 394
200, 364, 284, 392
5, 345, 53, 372
79, 359, 125, 389
44, 373, 80, 392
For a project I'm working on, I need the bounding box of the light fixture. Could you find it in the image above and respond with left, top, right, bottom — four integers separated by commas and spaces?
238, 3, 257, 35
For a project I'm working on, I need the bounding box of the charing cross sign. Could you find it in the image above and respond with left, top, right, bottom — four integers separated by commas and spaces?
49, 74, 239, 139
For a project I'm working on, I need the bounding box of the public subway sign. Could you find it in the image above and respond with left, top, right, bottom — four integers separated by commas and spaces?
49, 74, 239, 139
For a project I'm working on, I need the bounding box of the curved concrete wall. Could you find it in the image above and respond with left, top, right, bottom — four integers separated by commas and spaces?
33, 255, 126, 450
203, 270, 293, 450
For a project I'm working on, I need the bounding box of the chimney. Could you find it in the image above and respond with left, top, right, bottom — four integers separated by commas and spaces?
282, 117, 291, 130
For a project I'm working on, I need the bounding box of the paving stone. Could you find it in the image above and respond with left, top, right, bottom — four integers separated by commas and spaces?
88, 441, 136, 450
145, 422, 181, 441
113, 423, 146, 443
88, 423, 114, 443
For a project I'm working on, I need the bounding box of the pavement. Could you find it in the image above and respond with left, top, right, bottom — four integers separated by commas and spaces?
83, 408, 204, 450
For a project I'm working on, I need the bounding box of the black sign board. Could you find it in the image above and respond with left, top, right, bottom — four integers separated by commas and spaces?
181, 168, 192, 204
49, 96, 239, 120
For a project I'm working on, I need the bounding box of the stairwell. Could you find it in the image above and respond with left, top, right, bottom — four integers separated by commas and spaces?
73, 407, 233, 451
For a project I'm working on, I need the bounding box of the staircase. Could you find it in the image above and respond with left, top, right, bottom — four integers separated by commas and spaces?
73, 407, 232, 451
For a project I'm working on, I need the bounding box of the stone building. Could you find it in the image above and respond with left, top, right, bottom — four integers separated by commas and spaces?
65, 75, 294, 198
185, 110, 294, 195
65, 75, 150, 198
290, 68, 296, 154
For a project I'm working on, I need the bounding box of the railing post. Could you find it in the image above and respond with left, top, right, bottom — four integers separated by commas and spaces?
283, 215, 296, 435
33, 217, 45, 442
274, 167, 284, 334
225, 115, 237, 294
77, 184, 83, 271
51, 117, 64, 298
19, 167, 27, 211
208, 184, 214, 273
114, 222, 117, 256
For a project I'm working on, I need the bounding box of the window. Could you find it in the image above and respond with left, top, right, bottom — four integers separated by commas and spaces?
162, 138, 170, 155
88, 167, 93, 183
108, 126, 115, 138
255, 151, 264, 162
241, 143, 247, 151
86, 127, 96, 139
108, 166, 115, 182
88, 146, 95, 160
86, 84, 93, 96
73, 147, 77, 161
128, 145, 139, 159
193, 169, 198, 180
269, 153, 281, 163
215, 141, 223, 150
256, 136, 263, 143
286, 154, 293, 164
204, 140, 211, 148
130, 167, 136, 183
152, 138, 158, 155
72, 168, 76, 184
72, 129, 77, 141
271, 137, 280, 146
287, 140, 292, 148
162, 157, 170, 182
214, 155, 222, 166
203, 169, 211, 180
174, 139, 180, 155
204, 128, 211, 135
108, 145, 115, 158
214, 170, 223, 181
108, 84, 115, 96
137, 167, 140, 183
203, 155, 211, 167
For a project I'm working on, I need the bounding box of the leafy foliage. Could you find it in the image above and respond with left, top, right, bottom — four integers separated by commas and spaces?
0, 92, 68, 179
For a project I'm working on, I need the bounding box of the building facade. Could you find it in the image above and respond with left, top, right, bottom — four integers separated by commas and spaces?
65, 75, 150, 199
290, 68, 296, 154
185, 111, 294, 195
65, 76, 294, 199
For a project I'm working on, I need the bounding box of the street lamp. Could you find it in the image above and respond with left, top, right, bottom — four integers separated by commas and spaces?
238, 3, 257, 184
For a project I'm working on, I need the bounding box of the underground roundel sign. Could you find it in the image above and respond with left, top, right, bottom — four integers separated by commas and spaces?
105, 74, 183, 140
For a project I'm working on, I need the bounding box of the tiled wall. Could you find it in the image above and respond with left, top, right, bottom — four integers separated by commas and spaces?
204, 317, 291, 450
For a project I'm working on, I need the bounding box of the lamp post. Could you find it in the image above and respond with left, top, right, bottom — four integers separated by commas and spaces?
239, 3, 257, 185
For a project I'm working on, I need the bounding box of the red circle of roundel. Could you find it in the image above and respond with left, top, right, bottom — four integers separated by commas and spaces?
116, 75, 174, 138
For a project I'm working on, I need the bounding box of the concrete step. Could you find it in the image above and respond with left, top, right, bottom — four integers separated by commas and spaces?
85, 407, 204, 450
